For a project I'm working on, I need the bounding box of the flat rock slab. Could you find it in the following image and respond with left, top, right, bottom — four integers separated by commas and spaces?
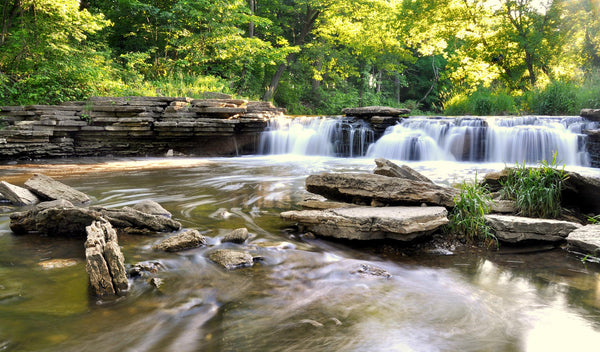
281, 206, 449, 241
0, 181, 39, 206
24, 173, 90, 204
306, 173, 458, 207
153, 229, 207, 252
581, 108, 600, 121
485, 214, 581, 243
566, 225, 600, 255
342, 106, 410, 117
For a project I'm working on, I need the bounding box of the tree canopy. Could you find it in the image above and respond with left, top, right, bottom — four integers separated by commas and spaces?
1, 0, 599, 114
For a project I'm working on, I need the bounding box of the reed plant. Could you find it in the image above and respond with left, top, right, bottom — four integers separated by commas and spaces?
448, 176, 497, 247
500, 154, 567, 219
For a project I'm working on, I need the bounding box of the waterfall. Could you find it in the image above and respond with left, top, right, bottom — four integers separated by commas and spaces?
258, 116, 374, 157
258, 115, 596, 166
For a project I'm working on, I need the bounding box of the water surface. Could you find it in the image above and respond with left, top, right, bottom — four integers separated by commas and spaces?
1, 156, 599, 352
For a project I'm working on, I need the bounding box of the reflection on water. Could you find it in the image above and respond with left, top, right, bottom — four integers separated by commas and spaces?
1, 156, 600, 351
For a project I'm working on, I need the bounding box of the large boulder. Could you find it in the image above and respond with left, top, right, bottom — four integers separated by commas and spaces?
24, 173, 90, 204
373, 158, 433, 183
566, 225, 600, 256
306, 173, 458, 207
0, 181, 39, 206
85, 219, 129, 297
9, 200, 181, 236
152, 229, 207, 252
281, 206, 449, 241
485, 214, 581, 243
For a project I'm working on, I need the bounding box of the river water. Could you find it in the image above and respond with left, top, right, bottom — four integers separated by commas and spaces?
1, 155, 599, 352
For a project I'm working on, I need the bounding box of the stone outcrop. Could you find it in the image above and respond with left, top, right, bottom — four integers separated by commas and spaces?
0, 181, 39, 206
281, 206, 449, 241
0, 96, 285, 160
373, 158, 433, 183
580, 109, 600, 122
152, 229, 207, 252
85, 219, 129, 297
221, 228, 250, 244
585, 129, 600, 168
342, 106, 410, 137
10, 200, 181, 236
208, 249, 255, 270
299, 194, 359, 210
485, 214, 581, 243
566, 225, 600, 256
306, 173, 458, 207
24, 173, 91, 204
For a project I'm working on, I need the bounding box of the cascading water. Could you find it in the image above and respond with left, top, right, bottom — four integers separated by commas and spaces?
259, 115, 596, 166
258, 116, 374, 157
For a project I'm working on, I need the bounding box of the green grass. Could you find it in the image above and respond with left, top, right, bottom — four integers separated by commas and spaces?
447, 175, 497, 247
500, 154, 567, 219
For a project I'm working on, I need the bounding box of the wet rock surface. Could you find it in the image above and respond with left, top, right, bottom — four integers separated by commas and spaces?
306, 172, 458, 207
485, 214, 582, 243
566, 225, 600, 256
221, 228, 250, 244
152, 229, 208, 252
281, 206, 449, 241
208, 249, 255, 270
24, 173, 91, 204
85, 219, 128, 297
0, 181, 39, 206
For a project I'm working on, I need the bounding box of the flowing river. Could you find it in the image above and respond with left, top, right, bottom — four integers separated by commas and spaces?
1, 155, 599, 352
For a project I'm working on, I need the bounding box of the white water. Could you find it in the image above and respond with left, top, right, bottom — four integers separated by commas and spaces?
259, 116, 598, 166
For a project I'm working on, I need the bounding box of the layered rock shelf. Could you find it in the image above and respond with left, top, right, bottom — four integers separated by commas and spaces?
0, 96, 285, 160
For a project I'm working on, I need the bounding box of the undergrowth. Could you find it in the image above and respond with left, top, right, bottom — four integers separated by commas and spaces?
500, 154, 567, 219
447, 175, 497, 247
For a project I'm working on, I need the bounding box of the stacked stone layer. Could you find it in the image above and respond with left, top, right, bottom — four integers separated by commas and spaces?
0, 97, 285, 159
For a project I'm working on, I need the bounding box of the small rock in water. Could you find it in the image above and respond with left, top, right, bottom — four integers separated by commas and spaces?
129, 261, 165, 278
299, 319, 324, 328
208, 249, 254, 270
132, 200, 172, 218
149, 277, 164, 289
38, 258, 79, 269
152, 229, 208, 252
209, 208, 233, 220
352, 263, 392, 279
221, 228, 250, 244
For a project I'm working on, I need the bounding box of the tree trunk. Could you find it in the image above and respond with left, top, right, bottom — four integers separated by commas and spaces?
248, 0, 255, 37
261, 6, 320, 101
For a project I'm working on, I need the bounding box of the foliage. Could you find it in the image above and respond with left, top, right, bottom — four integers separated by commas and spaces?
500, 154, 567, 219
447, 176, 497, 247
444, 87, 517, 115
527, 80, 578, 115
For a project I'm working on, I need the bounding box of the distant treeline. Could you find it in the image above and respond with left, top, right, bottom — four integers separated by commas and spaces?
1, 0, 600, 115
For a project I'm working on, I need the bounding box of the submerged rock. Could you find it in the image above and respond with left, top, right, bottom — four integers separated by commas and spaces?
208, 249, 254, 270
306, 173, 458, 207
351, 263, 392, 279
281, 206, 449, 241
152, 229, 207, 252
566, 225, 600, 256
485, 214, 581, 243
24, 173, 90, 204
85, 219, 128, 297
0, 181, 39, 206
373, 158, 433, 184
221, 228, 250, 244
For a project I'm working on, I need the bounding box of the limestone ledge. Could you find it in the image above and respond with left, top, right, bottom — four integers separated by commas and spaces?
0, 96, 285, 159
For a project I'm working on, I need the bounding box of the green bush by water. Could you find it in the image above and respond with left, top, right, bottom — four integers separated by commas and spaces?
447, 176, 497, 247
500, 155, 567, 219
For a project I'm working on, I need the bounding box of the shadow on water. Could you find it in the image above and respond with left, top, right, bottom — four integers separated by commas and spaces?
0, 156, 599, 351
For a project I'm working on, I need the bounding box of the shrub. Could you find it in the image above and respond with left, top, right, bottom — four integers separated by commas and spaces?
500, 154, 567, 218
443, 87, 517, 115
448, 175, 497, 247
530, 80, 577, 115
